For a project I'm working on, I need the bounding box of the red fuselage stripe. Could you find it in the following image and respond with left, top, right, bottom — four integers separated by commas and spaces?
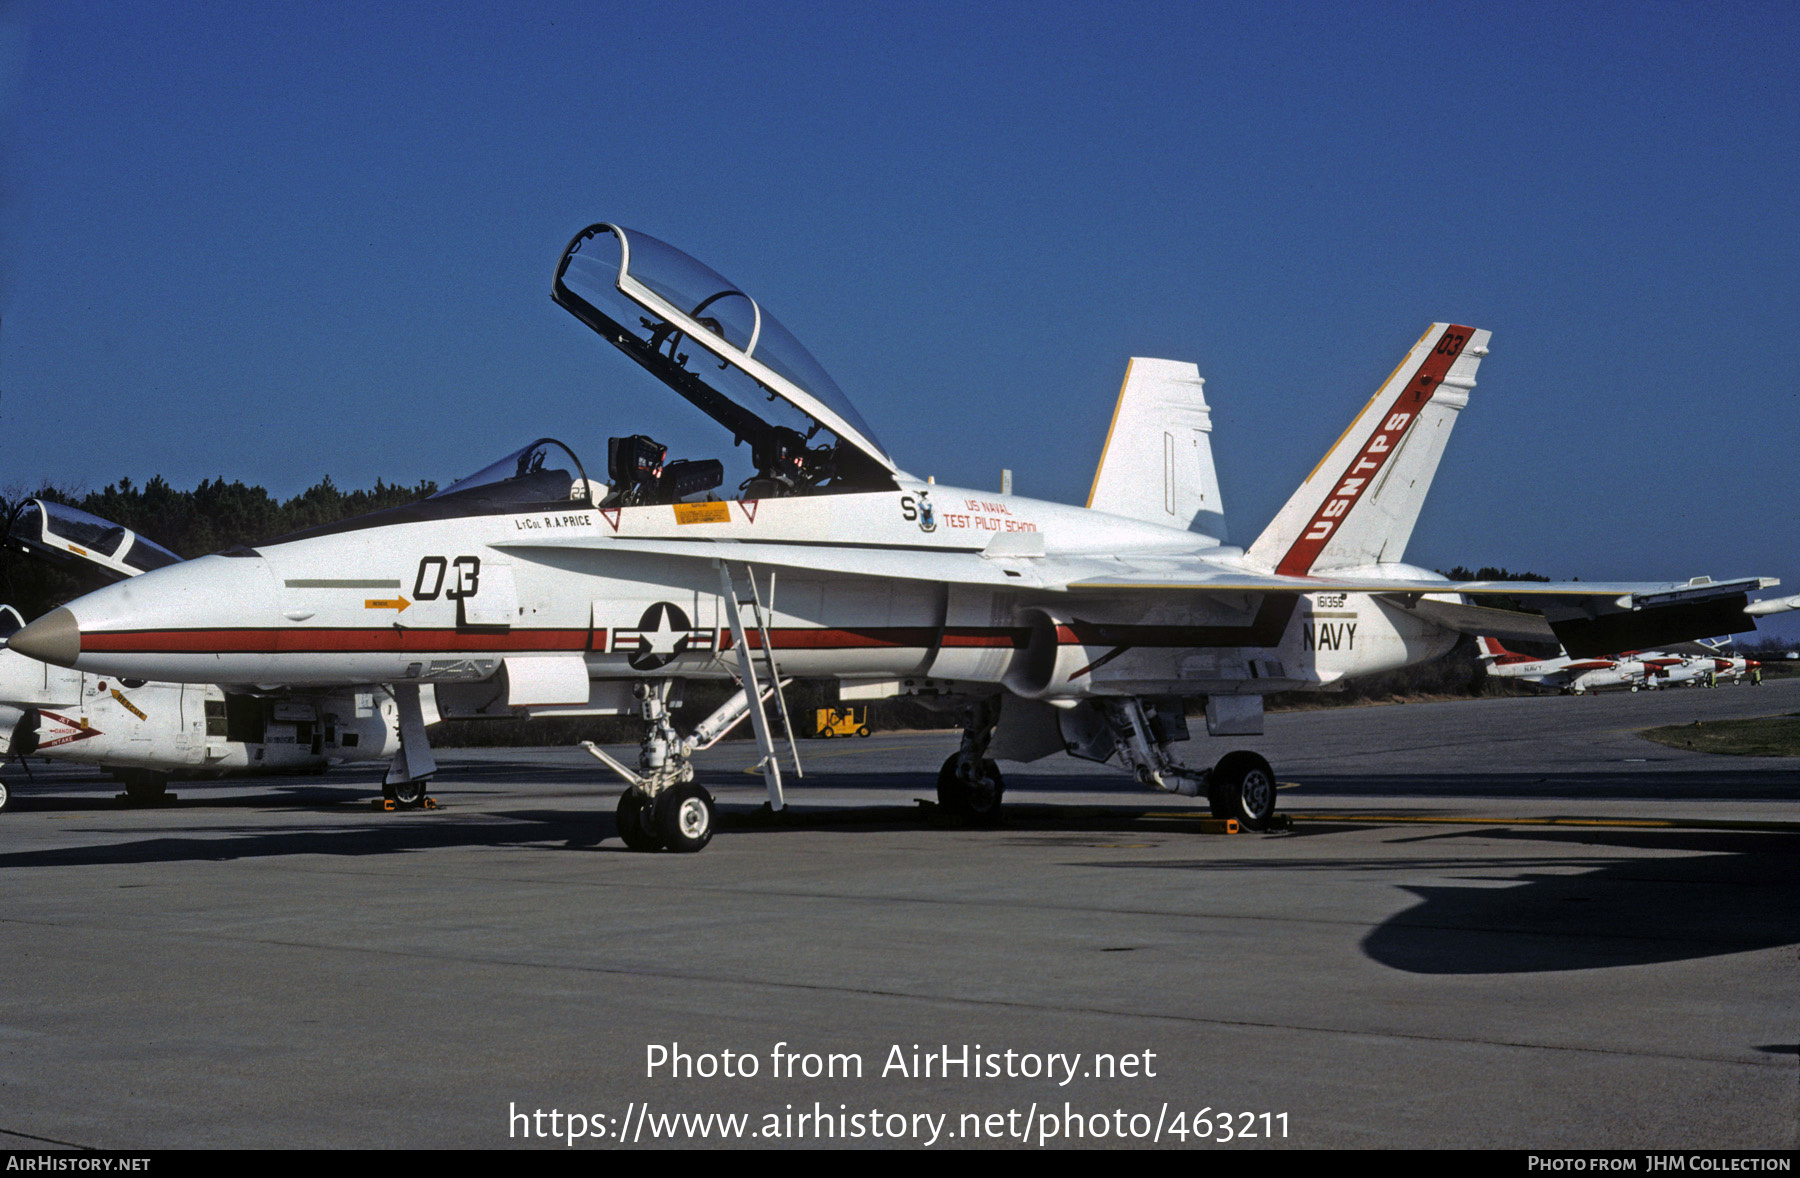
80, 612, 1306, 657
82, 628, 599, 654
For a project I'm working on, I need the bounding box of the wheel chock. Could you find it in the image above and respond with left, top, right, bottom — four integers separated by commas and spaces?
1197, 817, 1240, 834
370, 797, 438, 812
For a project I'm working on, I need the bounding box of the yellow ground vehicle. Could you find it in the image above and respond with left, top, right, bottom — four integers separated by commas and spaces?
814, 706, 872, 738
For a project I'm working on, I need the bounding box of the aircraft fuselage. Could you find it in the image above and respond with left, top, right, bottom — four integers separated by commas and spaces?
39, 482, 1456, 705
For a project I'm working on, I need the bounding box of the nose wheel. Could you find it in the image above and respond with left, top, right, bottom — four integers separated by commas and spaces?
615, 783, 715, 852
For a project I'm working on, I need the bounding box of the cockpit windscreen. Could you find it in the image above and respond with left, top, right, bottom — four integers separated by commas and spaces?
431, 438, 595, 508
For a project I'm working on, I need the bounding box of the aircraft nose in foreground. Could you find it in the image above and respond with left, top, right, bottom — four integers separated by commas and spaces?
10, 553, 287, 683
10, 607, 80, 665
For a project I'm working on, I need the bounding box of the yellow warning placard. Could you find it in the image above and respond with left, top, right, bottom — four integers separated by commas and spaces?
673, 501, 731, 525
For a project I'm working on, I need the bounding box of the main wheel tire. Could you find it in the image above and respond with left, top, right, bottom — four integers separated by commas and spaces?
653, 782, 715, 853
0, 779, 9, 811
616, 790, 663, 851
1211, 751, 1278, 831
1206, 775, 1231, 819
936, 753, 1004, 824
122, 771, 170, 805
384, 778, 427, 807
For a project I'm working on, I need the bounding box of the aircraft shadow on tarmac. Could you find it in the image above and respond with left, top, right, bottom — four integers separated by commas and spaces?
0, 809, 617, 868
1289, 771, 1800, 802
0, 793, 1266, 872
1358, 827, 1800, 974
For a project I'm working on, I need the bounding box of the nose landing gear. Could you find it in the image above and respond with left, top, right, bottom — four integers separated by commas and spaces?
614, 780, 716, 853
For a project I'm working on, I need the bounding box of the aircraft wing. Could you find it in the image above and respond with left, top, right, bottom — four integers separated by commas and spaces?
501, 532, 1774, 656
494, 535, 1082, 589
1067, 569, 1776, 656
500, 534, 1630, 598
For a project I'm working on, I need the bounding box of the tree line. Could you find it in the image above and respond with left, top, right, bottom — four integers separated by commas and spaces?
1, 474, 436, 623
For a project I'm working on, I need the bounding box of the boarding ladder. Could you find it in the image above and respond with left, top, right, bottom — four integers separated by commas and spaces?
718, 561, 803, 810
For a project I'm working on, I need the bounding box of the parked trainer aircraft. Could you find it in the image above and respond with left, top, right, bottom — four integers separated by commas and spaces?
1477, 637, 1656, 694
1702, 652, 1763, 685
0, 498, 407, 811
1636, 652, 1712, 689
10, 224, 1785, 850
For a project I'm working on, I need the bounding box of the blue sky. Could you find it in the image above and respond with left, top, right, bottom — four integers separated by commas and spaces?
1, 1, 1795, 636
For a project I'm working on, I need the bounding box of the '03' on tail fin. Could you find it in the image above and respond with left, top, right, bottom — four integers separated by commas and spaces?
1245, 323, 1489, 575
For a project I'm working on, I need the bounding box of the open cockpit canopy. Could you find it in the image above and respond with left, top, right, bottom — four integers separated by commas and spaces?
5, 498, 182, 581
553, 223, 899, 495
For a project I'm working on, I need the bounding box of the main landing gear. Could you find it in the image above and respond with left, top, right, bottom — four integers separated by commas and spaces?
936, 695, 1278, 831
1093, 697, 1280, 831
116, 769, 173, 807
938, 696, 1005, 823
1205, 749, 1278, 831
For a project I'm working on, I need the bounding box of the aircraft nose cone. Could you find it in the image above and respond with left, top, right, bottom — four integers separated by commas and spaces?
10, 607, 81, 666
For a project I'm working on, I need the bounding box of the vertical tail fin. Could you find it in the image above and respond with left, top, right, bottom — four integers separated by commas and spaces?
1245, 324, 1489, 575
1086, 357, 1226, 541
1476, 636, 1510, 662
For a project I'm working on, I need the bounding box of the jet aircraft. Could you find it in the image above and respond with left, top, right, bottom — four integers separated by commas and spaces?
10, 223, 1785, 850
1700, 651, 1763, 685
0, 498, 409, 810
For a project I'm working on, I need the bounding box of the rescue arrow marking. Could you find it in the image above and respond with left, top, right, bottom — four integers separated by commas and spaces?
364, 597, 412, 612
109, 688, 147, 720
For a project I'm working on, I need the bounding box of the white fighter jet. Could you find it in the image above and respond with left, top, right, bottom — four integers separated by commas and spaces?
9, 223, 1783, 850
0, 498, 409, 811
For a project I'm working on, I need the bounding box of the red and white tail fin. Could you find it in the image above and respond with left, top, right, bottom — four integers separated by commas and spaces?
1086, 358, 1225, 541
1245, 324, 1490, 575
1476, 636, 1512, 662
